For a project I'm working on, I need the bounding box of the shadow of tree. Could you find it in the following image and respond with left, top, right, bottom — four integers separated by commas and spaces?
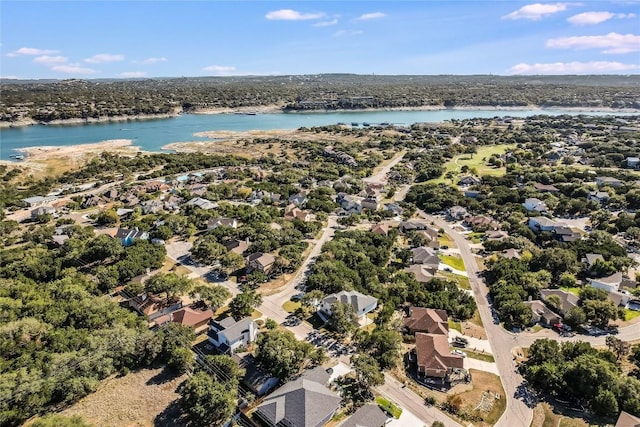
154, 400, 186, 427
146, 365, 183, 386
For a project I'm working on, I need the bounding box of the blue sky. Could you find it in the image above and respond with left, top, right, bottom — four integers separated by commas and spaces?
1, 1, 639, 78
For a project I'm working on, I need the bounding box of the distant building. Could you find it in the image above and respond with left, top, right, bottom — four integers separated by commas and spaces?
318, 290, 377, 320
115, 228, 149, 246
185, 197, 218, 210
22, 195, 58, 208
523, 198, 548, 213
626, 157, 640, 169
31, 206, 56, 219
596, 176, 623, 188
533, 182, 560, 193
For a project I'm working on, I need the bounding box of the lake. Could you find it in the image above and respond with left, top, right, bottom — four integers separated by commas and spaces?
0, 109, 636, 160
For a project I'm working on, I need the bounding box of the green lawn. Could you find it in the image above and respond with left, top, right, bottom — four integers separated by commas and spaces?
438, 271, 471, 289
375, 396, 403, 419
455, 348, 495, 363
467, 231, 484, 244
282, 301, 301, 313
559, 286, 583, 296
448, 319, 462, 333
431, 144, 515, 183
625, 309, 640, 322
439, 254, 466, 271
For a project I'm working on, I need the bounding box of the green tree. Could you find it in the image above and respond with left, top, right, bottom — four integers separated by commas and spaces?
189, 284, 231, 311
204, 354, 245, 386
178, 371, 236, 427
582, 299, 623, 328
191, 235, 226, 266
593, 389, 619, 417
228, 289, 262, 320
95, 209, 119, 226
564, 306, 587, 329
606, 336, 630, 362
168, 347, 194, 373
327, 301, 357, 337
351, 353, 385, 389
255, 329, 316, 380
144, 272, 192, 303
31, 415, 93, 427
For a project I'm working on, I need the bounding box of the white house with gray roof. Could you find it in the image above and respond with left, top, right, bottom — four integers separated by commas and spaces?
318, 290, 377, 320
207, 316, 258, 354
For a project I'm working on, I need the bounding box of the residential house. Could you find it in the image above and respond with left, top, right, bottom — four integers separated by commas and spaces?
116, 208, 134, 218
81, 194, 104, 209
588, 272, 623, 293
501, 249, 522, 259
615, 411, 640, 427
458, 175, 481, 186
208, 316, 259, 354
523, 198, 548, 213
318, 290, 378, 320
485, 230, 509, 241
207, 217, 238, 229
284, 206, 312, 222
186, 184, 208, 197
554, 226, 581, 243
588, 191, 610, 204
153, 305, 214, 334
249, 190, 271, 204
583, 253, 605, 272
103, 189, 119, 200
596, 176, 623, 188
409, 332, 465, 380
539, 289, 579, 316
224, 238, 251, 255
339, 404, 389, 427
22, 195, 58, 208
144, 180, 170, 193
398, 220, 431, 234
255, 366, 341, 427
370, 223, 389, 236
525, 300, 562, 327
626, 157, 640, 169
336, 193, 362, 214
446, 206, 468, 221
361, 197, 380, 211
115, 228, 149, 246
288, 193, 308, 207
121, 194, 139, 207
403, 307, 448, 335
528, 217, 563, 233
464, 216, 499, 231
31, 206, 56, 219
125, 293, 183, 321
246, 252, 276, 273
404, 264, 437, 283
233, 353, 279, 396
186, 197, 218, 210
410, 246, 440, 266
533, 182, 560, 193
140, 200, 164, 215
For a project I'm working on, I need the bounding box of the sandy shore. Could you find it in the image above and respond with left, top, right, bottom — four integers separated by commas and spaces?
0, 111, 181, 129
16, 139, 140, 162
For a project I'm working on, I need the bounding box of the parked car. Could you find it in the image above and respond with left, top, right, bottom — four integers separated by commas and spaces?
291, 293, 304, 302
452, 349, 467, 357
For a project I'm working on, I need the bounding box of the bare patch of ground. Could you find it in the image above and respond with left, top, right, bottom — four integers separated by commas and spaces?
59, 367, 186, 427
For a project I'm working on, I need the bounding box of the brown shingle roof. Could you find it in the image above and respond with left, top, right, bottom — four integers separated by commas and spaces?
415, 332, 463, 378
404, 307, 449, 335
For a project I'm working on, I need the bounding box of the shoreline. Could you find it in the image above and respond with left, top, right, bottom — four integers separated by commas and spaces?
2, 105, 638, 129
15, 139, 140, 161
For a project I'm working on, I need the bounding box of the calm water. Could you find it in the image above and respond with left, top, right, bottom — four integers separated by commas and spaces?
0, 109, 636, 160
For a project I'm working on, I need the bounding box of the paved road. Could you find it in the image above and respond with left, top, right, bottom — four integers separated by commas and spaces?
364, 150, 407, 184
376, 374, 463, 427
419, 210, 534, 427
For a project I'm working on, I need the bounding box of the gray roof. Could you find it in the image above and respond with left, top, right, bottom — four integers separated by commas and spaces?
256, 367, 340, 427
411, 246, 440, 265
584, 253, 604, 266
339, 404, 389, 427
213, 316, 254, 343
540, 289, 579, 314
322, 291, 377, 314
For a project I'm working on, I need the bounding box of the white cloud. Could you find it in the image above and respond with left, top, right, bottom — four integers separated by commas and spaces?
568, 11, 637, 24
313, 19, 338, 27
140, 57, 167, 64
84, 54, 124, 64
333, 30, 364, 37
547, 32, 640, 53
119, 71, 146, 78
7, 47, 59, 57
203, 65, 237, 75
356, 12, 386, 21
51, 64, 96, 74
33, 55, 68, 65
502, 3, 572, 20
508, 60, 639, 74
265, 9, 324, 21
568, 11, 614, 24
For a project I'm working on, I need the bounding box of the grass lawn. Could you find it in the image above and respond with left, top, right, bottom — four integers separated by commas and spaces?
438, 271, 471, 289
439, 254, 466, 271
625, 309, 640, 322
429, 144, 515, 184
470, 309, 484, 328
282, 301, 301, 313
438, 234, 456, 248
457, 348, 495, 363
468, 232, 484, 244
449, 319, 462, 333
531, 403, 590, 427
251, 309, 262, 319
559, 286, 583, 296
375, 396, 403, 419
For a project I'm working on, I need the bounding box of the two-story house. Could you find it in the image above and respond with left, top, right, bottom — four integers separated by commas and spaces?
208, 316, 259, 354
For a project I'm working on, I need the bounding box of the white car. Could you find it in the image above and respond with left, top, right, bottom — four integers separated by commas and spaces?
452, 349, 467, 357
